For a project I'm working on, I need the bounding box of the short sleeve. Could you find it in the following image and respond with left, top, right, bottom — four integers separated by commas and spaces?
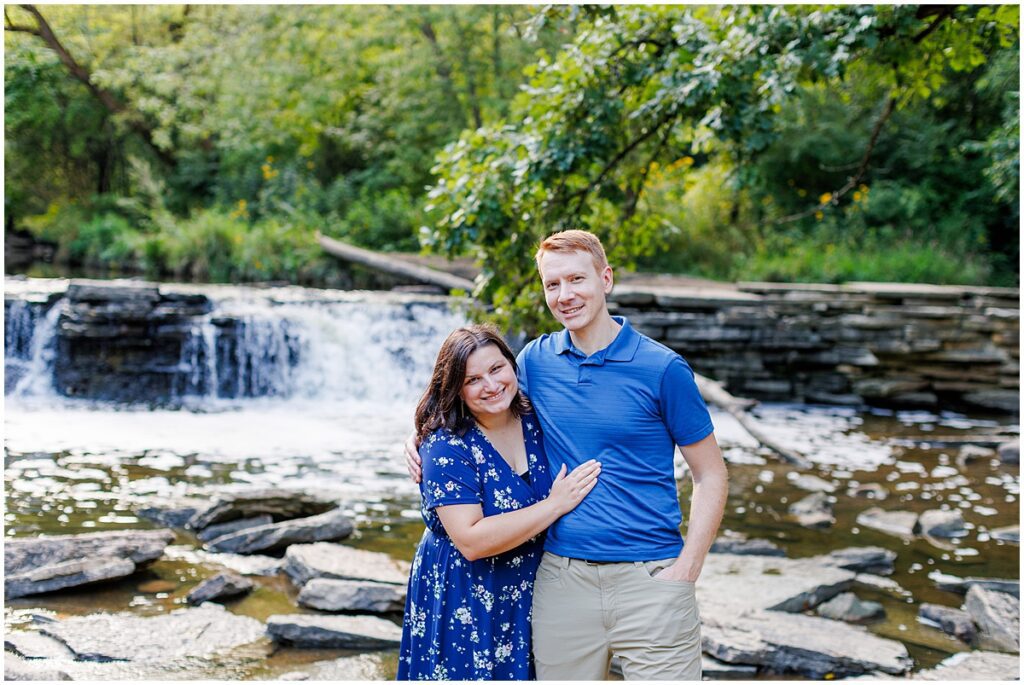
420, 430, 483, 510
660, 355, 715, 447
515, 345, 530, 397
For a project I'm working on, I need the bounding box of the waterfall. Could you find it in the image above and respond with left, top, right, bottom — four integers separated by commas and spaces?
4, 279, 469, 407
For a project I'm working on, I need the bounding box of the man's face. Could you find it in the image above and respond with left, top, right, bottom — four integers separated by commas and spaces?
538, 249, 613, 333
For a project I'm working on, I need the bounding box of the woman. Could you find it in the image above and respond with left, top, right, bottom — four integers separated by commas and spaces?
398, 324, 600, 680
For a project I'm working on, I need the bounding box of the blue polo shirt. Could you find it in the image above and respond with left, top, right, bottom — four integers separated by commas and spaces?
517, 316, 714, 561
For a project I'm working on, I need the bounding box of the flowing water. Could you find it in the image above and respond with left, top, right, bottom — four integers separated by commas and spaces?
4, 278, 1019, 679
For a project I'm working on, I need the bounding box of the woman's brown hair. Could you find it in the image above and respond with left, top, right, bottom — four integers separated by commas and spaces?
414, 324, 530, 441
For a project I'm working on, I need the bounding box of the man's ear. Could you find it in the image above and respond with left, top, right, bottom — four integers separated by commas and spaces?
602, 265, 614, 293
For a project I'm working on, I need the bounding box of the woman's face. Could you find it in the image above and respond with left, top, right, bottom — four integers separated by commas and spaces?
459, 343, 518, 420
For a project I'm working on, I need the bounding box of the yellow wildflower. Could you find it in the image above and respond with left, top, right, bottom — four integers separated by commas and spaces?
819, 192, 832, 204
853, 191, 863, 202
815, 211, 824, 220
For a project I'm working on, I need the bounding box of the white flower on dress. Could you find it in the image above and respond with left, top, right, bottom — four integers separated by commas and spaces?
454, 606, 473, 625
472, 584, 495, 612
495, 642, 513, 663
471, 444, 486, 464
493, 487, 519, 511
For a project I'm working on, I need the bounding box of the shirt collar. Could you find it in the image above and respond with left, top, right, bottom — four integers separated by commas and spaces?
556, 316, 641, 363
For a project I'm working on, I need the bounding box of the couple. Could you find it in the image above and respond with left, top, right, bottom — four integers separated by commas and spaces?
399, 230, 728, 680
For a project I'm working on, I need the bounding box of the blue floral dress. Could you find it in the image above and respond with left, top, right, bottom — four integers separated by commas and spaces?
398, 415, 552, 680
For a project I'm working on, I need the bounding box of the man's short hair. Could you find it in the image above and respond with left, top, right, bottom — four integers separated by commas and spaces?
534, 229, 609, 273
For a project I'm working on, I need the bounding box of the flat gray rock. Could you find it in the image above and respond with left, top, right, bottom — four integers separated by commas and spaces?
788, 473, 837, 493
815, 592, 885, 623
38, 603, 266, 662
957, 444, 997, 465
135, 496, 210, 528
5, 529, 175, 576
284, 542, 410, 587
819, 546, 897, 575
4, 656, 72, 681
855, 507, 917, 537
709, 538, 785, 557
298, 578, 406, 613
913, 650, 1020, 680
188, 489, 339, 531
917, 603, 977, 643
914, 509, 968, 538
701, 553, 853, 614
788, 492, 834, 528
6, 556, 136, 599
205, 508, 354, 555
266, 614, 401, 649
186, 572, 255, 605
929, 570, 1020, 597
965, 586, 1020, 652
848, 482, 889, 500
196, 515, 273, 543
702, 611, 911, 677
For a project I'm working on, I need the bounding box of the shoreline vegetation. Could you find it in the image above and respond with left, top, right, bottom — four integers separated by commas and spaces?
4, 6, 1019, 334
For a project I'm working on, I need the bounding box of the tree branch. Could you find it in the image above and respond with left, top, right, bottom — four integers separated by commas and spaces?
621, 120, 675, 223
774, 94, 896, 224
15, 4, 177, 168
5, 7, 40, 35
912, 6, 955, 44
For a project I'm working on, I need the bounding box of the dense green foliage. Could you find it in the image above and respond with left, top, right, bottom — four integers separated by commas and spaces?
5, 5, 1019, 330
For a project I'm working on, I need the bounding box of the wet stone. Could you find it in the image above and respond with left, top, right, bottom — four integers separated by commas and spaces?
265, 614, 402, 649
914, 509, 969, 538
38, 603, 266, 662
814, 592, 885, 623
855, 508, 917, 537
197, 515, 274, 543
957, 444, 996, 466
135, 496, 210, 528
284, 542, 410, 587
917, 603, 977, 643
819, 547, 897, 576
186, 572, 254, 605
205, 508, 354, 555
964, 586, 1020, 652
298, 578, 406, 613
6, 557, 136, 599
788, 492, 834, 528
187, 488, 340, 531
929, 570, 1020, 597
710, 537, 785, 557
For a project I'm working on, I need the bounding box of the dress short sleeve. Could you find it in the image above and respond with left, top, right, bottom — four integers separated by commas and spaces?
420, 429, 483, 510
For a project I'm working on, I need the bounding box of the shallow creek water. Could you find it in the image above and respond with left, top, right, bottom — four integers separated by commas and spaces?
4, 396, 1019, 680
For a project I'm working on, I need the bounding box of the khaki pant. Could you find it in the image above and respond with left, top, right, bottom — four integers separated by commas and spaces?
531, 552, 702, 681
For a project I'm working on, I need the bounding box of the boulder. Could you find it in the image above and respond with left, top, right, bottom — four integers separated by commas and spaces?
997, 439, 1019, 465
205, 508, 354, 555
788, 492, 834, 528
36, 603, 266, 662
964, 586, 1020, 652
814, 592, 885, 623
820, 547, 897, 575
702, 611, 912, 678
929, 570, 1020, 597
196, 515, 273, 543
917, 603, 977, 643
187, 489, 339, 531
710, 538, 785, 557
265, 614, 402, 649
913, 650, 1020, 680
989, 525, 1019, 544
5, 529, 174, 598
4, 631, 75, 659
914, 509, 968, 538
855, 508, 917, 537
186, 572, 254, 605
284, 543, 410, 587
788, 473, 837, 493
700, 553, 853, 615
298, 578, 406, 613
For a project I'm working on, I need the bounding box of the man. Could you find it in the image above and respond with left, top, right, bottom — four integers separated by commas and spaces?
406, 229, 728, 680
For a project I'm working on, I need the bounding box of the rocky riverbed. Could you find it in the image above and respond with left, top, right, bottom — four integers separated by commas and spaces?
4, 399, 1019, 680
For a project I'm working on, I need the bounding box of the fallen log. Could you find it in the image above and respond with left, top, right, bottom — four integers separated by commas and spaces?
694, 373, 811, 468
316, 233, 475, 293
